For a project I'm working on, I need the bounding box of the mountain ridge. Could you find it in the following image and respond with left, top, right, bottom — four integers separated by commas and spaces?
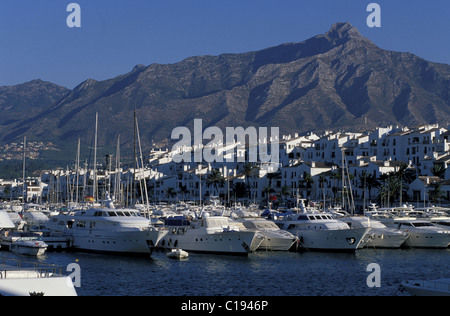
1, 22, 449, 150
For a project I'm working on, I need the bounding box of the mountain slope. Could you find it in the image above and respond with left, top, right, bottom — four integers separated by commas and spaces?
0, 80, 69, 133
1, 22, 449, 149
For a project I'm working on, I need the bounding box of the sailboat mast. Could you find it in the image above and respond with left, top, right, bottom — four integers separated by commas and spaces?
22, 136, 26, 203
93, 112, 98, 201
76, 138, 81, 203
341, 148, 345, 210
133, 110, 137, 207
135, 116, 150, 210
115, 135, 121, 204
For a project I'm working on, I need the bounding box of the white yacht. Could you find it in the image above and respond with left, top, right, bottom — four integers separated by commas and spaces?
401, 278, 450, 296
0, 212, 75, 296
395, 220, 450, 248
160, 214, 264, 256
232, 216, 298, 251
271, 203, 370, 252
21, 210, 50, 231
0, 210, 15, 231
166, 248, 189, 260
0, 257, 77, 296
48, 208, 168, 256
28, 224, 72, 250
10, 237, 48, 256
334, 215, 409, 249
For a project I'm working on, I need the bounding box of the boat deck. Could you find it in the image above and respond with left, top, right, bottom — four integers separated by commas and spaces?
0, 257, 63, 279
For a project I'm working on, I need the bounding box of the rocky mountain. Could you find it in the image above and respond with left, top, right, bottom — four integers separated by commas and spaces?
1, 22, 449, 150
0, 79, 69, 132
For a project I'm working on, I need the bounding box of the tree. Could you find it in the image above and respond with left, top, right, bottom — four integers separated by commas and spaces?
242, 163, 260, 201
330, 171, 342, 203
377, 173, 401, 206
366, 173, 380, 201
179, 184, 189, 201
432, 164, 446, 179
206, 169, 225, 196
232, 182, 248, 200
166, 187, 177, 202
262, 185, 275, 206
359, 172, 380, 202
430, 182, 446, 205
318, 174, 327, 200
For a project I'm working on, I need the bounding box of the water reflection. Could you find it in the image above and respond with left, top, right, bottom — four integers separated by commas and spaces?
1, 248, 448, 296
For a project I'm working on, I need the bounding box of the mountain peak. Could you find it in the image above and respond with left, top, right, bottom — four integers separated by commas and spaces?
132, 64, 146, 72
324, 22, 365, 42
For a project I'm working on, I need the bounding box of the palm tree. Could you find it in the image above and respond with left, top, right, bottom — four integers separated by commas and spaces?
179, 184, 189, 201
301, 172, 314, 198
431, 182, 446, 204
330, 170, 342, 203
166, 187, 177, 203
242, 163, 260, 201
432, 164, 446, 179
393, 163, 416, 205
263, 185, 275, 200
318, 174, 327, 200
232, 182, 248, 200
206, 169, 225, 197
377, 173, 401, 206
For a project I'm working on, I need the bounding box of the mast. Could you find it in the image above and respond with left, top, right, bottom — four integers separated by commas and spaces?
341, 148, 345, 210
135, 115, 149, 210
22, 136, 26, 203
76, 138, 81, 203
132, 110, 137, 207
114, 135, 121, 204
93, 112, 98, 201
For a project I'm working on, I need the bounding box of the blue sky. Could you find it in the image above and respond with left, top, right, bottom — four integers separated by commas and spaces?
0, 0, 448, 89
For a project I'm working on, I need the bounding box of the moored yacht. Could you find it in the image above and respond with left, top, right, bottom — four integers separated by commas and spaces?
48, 207, 168, 256
160, 213, 264, 256
272, 212, 370, 252
401, 278, 450, 296
232, 216, 298, 251
395, 220, 450, 248
332, 214, 409, 249
10, 237, 48, 256
0, 257, 77, 296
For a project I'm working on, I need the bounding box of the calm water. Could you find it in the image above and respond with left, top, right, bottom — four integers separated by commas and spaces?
2, 248, 449, 296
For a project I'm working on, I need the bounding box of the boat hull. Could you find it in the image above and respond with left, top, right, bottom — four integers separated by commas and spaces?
257, 231, 298, 251
10, 241, 48, 256
71, 229, 167, 255
292, 227, 371, 252
403, 232, 450, 248
365, 228, 410, 248
160, 230, 262, 256
402, 279, 450, 296
167, 249, 189, 259
0, 275, 77, 296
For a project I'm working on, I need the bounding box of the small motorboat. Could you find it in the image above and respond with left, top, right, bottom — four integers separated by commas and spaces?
166, 248, 189, 260
11, 238, 48, 256
401, 278, 450, 296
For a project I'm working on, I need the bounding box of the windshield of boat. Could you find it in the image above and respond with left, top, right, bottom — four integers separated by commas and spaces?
412, 222, 434, 227
297, 215, 334, 221
252, 221, 280, 230
94, 210, 141, 217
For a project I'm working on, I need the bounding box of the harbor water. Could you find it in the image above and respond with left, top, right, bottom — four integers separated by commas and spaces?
1, 248, 448, 296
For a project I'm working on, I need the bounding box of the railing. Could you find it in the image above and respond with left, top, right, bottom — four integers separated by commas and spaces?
0, 257, 63, 279
422, 280, 450, 292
